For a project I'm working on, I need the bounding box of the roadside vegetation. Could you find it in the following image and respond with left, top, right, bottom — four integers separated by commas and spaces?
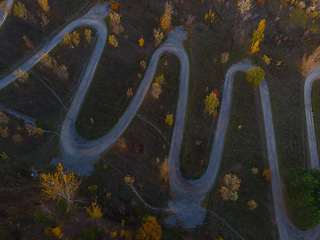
205, 74, 275, 240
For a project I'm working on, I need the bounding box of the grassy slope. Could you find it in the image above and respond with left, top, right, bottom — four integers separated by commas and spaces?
204, 74, 275, 240
100, 54, 179, 207
0, 0, 89, 75
76, 0, 161, 139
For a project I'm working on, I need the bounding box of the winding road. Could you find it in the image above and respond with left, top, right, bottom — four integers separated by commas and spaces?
1, 1, 320, 239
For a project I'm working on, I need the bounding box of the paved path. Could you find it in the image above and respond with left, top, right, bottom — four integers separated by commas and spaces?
1, 2, 320, 238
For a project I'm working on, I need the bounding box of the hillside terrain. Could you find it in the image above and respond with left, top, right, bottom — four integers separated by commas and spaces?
1, 0, 320, 239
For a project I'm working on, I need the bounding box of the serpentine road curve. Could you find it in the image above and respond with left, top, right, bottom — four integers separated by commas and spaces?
1, 2, 320, 239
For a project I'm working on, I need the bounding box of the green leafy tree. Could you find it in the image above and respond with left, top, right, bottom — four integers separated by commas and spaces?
247, 66, 265, 86
286, 167, 320, 230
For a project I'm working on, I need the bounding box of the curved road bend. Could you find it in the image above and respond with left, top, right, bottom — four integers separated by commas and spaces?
1, 1, 320, 237
58, 27, 189, 173
305, 67, 320, 170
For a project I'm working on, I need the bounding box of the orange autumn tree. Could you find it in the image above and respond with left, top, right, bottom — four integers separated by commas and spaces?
38, 0, 49, 12
263, 169, 272, 181
40, 163, 81, 210
251, 19, 265, 54
136, 216, 162, 240
160, 2, 173, 32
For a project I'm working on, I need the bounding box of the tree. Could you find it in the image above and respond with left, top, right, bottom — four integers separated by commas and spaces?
25, 123, 43, 137
221, 52, 229, 64
286, 167, 320, 230
237, 0, 252, 20
246, 66, 265, 86
251, 167, 259, 174
23, 36, 34, 49
109, 12, 124, 35
263, 168, 272, 181
136, 216, 162, 240
13, 2, 27, 19
160, 2, 173, 32
108, 35, 119, 47
56, 64, 69, 81
204, 92, 220, 117
247, 200, 258, 210
40, 13, 49, 28
14, 69, 29, 83
139, 37, 144, 47
38, 0, 49, 12
110, 3, 119, 11
153, 28, 164, 46
251, 19, 265, 54
84, 29, 92, 43
160, 157, 169, 181
165, 114, 173, 126
204, 9, 216, 23
0, 1, 10, 14
62, 31, 80, 48
151, 83, 162, 98
85, 199, 103, 220
220, 174, 241, 201
40, 163, 81, 210
302, 46, 320, 75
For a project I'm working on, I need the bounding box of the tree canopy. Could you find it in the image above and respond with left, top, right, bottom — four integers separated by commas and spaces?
286, 167, 320, 230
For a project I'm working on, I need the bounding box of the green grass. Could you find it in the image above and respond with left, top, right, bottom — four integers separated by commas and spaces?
75, 0, 161, 139
204, 74, 275, 240
100, 53, 180, 208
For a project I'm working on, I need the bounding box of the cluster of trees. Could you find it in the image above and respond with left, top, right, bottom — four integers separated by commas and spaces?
286, 167, 320, 230
39, 163, 162, 239
151, 73, 165, 98
220, 174, 241, 201
12, 0, 49, 27
62, 31, 80, 48
39, 53, 69, 81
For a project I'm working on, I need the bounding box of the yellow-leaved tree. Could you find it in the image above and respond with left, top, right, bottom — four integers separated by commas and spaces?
38, 0, 49, 12
160, 2, 173, 32
139, 37, 144, 47
204, 92, 220, 117
108, 35, 119, 47
40, 163, 81, 210
246, 66, 265, 86
220, 174, 241, 201
136, 216, 162, 240
85, 199, 103, 220
251, 19, 265, 54
153, 28, 164, 46
13, 2, 28, 19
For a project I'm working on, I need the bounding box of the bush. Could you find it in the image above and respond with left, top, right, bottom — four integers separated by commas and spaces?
247, 67, 265, 86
